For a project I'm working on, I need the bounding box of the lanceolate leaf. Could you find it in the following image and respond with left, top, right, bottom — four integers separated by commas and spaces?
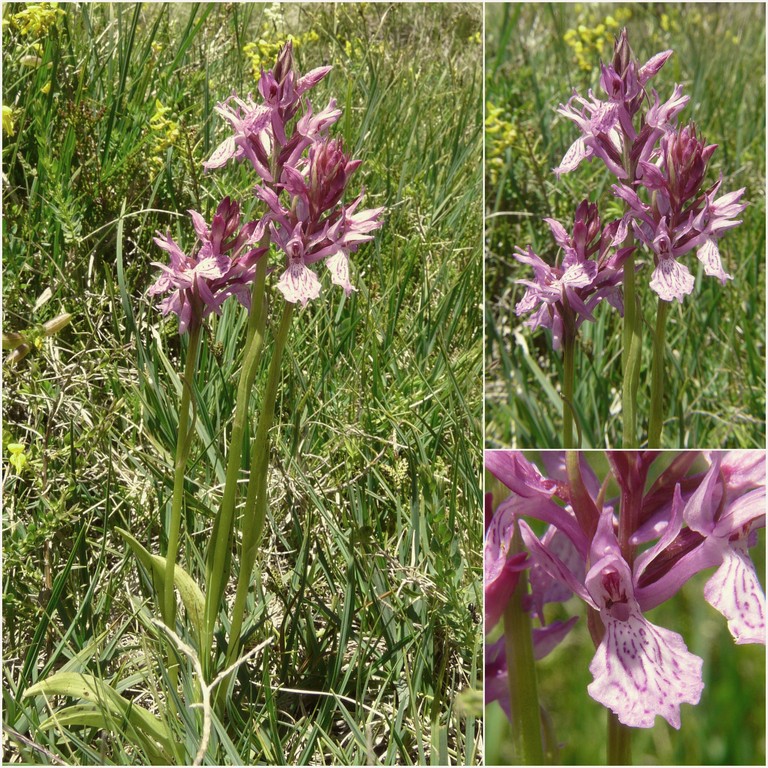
116, 527, 205, 644
24, 673, 174, 763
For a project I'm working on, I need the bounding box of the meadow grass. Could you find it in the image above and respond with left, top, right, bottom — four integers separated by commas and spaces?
485, 454, 766, 766
2, 3, 483, 764
485, 2, 766, 449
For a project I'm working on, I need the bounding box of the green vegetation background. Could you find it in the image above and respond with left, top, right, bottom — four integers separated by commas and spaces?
485, 2, 766, 449
2, 3, 482, 765
486, 451, 766, 766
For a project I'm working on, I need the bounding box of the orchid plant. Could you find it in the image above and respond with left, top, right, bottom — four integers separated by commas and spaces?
22, 42, 383, 762
485, 450, 765, 764
153, 41, 384, 692
512, 28, 746, 448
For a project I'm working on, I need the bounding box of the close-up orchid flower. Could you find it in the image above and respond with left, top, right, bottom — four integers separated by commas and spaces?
485, 449, 766, 765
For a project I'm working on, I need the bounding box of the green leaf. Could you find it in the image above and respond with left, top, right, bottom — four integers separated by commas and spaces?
38, 704, 168, 764
24, 673, 173, 763
116, 527, 205, 644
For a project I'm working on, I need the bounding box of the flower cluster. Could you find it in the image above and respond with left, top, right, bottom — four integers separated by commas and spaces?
150, 41, 384, 329
257, 136, 384, 305
148, 198, 265, 334
512, 200, 633, 347
613, 126, 746, 302
514, 27, 747, 348
485, 451, 765, 729
553, 28, 746, 303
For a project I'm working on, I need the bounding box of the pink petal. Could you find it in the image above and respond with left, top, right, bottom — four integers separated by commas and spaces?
533, 616, 579, 659
554, 137, 590, 177
587, 608, 704, 728
189, 209, 209, 241
704, 540, 766, 645
276, 260, 322, 306
649, 256, 695, 303
519, 520, 594, 606
543, 217, 571, 250
325, 250, 356, 295
560, 262, 596, 289
696, 238, 732, 284
203, 136, 237, 170
721, 450, 766, 491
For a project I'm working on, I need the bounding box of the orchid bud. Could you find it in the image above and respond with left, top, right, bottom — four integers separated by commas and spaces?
308, 138, 362, 215
274, 40, 294, 86
612, 28, 632, 77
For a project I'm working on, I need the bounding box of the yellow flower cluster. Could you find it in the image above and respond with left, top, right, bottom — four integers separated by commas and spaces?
563, 7, 633, 71
343, 36, 385, 63
8, 2, 64, 38
148, 99, 181, 171
485, 102, 517, 187
243, 29, 319, 81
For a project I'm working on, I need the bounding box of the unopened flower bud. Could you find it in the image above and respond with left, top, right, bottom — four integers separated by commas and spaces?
612, 28, 632, 77
3, 331, 26, 350
274, 40, 294, 86
42, 312, 72, 336
308, 138, 361, 214
6, 343, 31, 366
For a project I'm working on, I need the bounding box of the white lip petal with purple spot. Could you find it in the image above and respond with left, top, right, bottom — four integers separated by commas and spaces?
588, 608, 704, 729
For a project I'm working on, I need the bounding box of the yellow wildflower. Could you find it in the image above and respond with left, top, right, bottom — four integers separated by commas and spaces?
7, 443, 28, 474
10, 2, 64, 38
3, 105, 15, 136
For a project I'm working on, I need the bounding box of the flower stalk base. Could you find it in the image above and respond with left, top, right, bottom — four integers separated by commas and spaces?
163, 323, 202, 629
203, 259, 268, 678
562, 328, 576, 449
608, 711, 632, 765
621, 252, 641, 448
218, 301, 295, 699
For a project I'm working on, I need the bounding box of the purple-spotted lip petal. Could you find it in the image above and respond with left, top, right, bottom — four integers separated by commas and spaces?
704, 539, 766, 644
587, 606, 704, 729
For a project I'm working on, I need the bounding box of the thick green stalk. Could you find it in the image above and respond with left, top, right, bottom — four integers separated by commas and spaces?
202, 258, 268, 675
222, 301, 294, 675
562, 327, 576, 449
163, 323, 202, 628
608, 711, 632, 765
621, 248, 642, 448
503, 538, 544, 765
647, 298, 669, 449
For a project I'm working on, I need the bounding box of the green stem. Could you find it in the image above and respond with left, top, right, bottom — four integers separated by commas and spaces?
562, 328, 576, 449
608, 711, 632, 765
503, 535, 544, 766
647, 298, 669, 449
163, 323, 202, 628
621, 248, 641, 448
202, 257, 268, 675
222, 301, 294, 677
